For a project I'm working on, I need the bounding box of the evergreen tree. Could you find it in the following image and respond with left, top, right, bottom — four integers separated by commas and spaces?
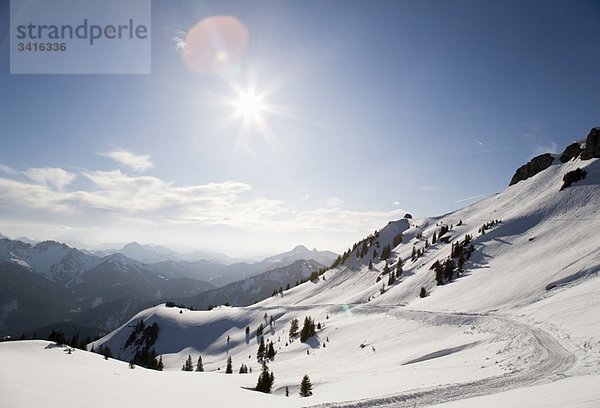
419, 287, 427, 298
299, 374, 313, 397
434, 261, 444, 286
289, 318, 299, 338
267, 341, 276, 360
239, 363, 248, 374
194, 355, 203, 371
257, 337, 266, 361
388, 270, 396, 285
246, 326, 250, 336
457, 250, 465, 272
285, 385, 289, 397
255, 364, 274, 393
157, 356, 164, 371
182, 354, 194, 371
300, 316, 316, 343
226, 356, 233, 373
444, 258, 455, 282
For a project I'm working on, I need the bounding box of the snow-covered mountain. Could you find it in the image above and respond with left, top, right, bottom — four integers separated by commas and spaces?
183, 259, 324, 310
149, 246, 337, 288
0, 239, 100, 285
262, 245, 338, 267
117, 242, 181, 264
0, 234, 337, 336
78, 130, 600, 407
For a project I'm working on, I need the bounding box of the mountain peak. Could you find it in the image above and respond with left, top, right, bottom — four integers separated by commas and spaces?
291, 244, 310, 253
121, 241, 143, 250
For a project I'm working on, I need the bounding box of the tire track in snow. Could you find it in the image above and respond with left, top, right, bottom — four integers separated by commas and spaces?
307, 308, 577, 408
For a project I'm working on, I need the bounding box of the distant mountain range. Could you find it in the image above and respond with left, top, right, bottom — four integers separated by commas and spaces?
0, 237, 337, 337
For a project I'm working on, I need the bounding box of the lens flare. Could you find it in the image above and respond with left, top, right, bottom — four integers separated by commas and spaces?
182, 16, 249, 76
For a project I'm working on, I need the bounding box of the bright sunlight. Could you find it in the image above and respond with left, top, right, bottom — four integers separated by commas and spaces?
234, 91, 265, 119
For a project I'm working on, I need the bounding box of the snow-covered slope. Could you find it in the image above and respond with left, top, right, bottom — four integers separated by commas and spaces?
3, 139, 599, 407
273, 155, 599, 313
0, 239, 100, 285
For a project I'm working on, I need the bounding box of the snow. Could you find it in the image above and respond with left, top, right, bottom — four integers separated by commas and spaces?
1, 157, 599, 407
0, 341, 276, 408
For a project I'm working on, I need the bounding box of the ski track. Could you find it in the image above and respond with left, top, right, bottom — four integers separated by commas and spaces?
251, 304, 577, 408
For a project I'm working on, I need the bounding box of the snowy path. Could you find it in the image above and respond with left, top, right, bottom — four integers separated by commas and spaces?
302, 306, 577, 408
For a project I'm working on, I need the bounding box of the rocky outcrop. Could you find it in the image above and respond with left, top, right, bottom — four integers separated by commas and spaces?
509, 153, 555, 186
560, 142, 583, 163
580, 127, 600, 160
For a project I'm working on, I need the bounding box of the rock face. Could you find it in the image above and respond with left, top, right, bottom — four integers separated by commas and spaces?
580, 127, 600, 160
560, 142, 583, 163
509, 153, 555, 186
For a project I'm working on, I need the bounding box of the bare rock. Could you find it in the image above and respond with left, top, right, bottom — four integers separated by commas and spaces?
509, 153, 555, 186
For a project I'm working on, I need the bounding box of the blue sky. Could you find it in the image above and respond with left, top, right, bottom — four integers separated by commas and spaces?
0, 0, 598, 256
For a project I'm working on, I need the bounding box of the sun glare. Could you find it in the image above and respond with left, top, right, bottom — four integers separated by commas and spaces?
234, 91, 264, 119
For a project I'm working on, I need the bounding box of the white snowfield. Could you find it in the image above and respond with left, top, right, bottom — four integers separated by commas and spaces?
1, 157, 599, 407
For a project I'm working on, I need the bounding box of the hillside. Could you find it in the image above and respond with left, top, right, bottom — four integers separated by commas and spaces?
82, 137, 599, 406
2, 135, 599, 407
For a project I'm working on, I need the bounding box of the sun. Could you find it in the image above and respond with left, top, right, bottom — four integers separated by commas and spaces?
234, 91, 265, 119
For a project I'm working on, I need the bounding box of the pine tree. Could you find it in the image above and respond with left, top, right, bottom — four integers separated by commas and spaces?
444, 258, 455, 282
226, 356, 233, 373
300, 316, 316, 343
239, 363, 248, 374
434, 261, 444, 285
457, 250, 465, 273
285, 385, 289, 397
157, 356, 164, 371
396, 262, 403, 278
419, 287, 427, 298
289, 318, 299, 338
257, 336, 266, 361
246, 326, 250, 336
255, 364, 274, 393
267, 341, 276, 360
196, 355, 204, 372
299, 374, 313, 397
182, 354, 194, 371
388, 270, 396, 285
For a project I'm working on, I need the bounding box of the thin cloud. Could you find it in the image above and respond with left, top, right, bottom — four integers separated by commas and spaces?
0, 164, 406, 244
326, 197, 344, 208
0, 163, 16, 176
98, 149, 154, 172
454, 193, 488, 203
24, 167, 76, 191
